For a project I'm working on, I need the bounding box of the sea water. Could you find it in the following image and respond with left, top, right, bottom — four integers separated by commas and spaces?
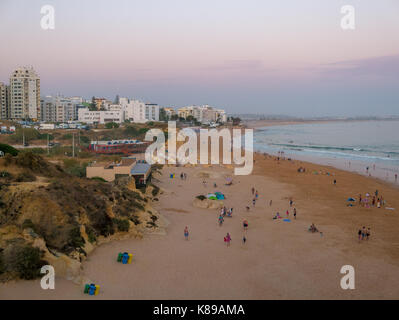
254, 120, 399, 182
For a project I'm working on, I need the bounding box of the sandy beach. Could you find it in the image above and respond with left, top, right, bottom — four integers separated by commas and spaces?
1, 152, 399, 300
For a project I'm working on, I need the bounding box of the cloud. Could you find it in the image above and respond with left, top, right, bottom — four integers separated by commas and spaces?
317, 54, 399, 79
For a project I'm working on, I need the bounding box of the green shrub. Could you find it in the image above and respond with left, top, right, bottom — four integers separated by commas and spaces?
68, 227, 85, 248
113, 218, 130, 232
15, 246, 46, 280
0, 171, 12, 178
0, 143, 19, 156
85, 226, 97, 244
79, 136, 90, 144
91, 176, 107, 182
105, 122, 119, 129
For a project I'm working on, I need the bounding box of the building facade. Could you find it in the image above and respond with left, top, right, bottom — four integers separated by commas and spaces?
0, 82, 10, 120
9, 67, 40, 120
78, 108, 124, 124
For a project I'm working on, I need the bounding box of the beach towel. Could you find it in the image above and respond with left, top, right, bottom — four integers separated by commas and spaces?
283, 219, 291, 222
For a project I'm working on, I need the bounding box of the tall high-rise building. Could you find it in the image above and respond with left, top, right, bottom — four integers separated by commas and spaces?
0, 82, 10, 120
10, 67, 40, 120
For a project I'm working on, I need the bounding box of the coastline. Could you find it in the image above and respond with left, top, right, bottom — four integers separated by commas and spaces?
2, 151, 399, 299
246, 119, 399, 186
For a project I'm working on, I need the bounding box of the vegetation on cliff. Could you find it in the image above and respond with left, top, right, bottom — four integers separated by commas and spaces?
0, 147, 160, 281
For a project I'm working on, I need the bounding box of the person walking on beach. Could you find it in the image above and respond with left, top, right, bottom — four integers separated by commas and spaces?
358, 229, 362, 241
286, 210, 289, 218
293, 208, 297, 220
269, 199, 272, 206
184, 226, 189, 240
218, 214, 224, 226
366, 228, 371, 240
251, 187, 255, 195
255, 190, 259, 199
243, 219, 248, 231
242, 235, 247, 244
333, 179, 336, 186
224, 233, 231, 246
289, 199, 293, 207
361, 226, 366, 240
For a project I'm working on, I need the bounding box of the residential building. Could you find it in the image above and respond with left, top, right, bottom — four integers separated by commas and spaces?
177, 105, 227, 123
78, 108, 124, 124
163, 107, 176, 119
86, 157, 137, 182
86, 157, 151, 185
0, 82, 10, 120
40, 96, 79, 122
9, 67, 40, 120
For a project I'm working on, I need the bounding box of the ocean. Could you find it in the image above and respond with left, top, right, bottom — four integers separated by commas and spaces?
254, 120, 399, 182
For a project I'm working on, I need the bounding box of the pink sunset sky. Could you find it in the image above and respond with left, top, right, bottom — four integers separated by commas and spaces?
1, 0, 399, 116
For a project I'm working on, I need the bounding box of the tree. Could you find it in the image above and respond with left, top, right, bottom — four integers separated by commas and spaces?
159, 108, 168, 122
105, 122, 120, 129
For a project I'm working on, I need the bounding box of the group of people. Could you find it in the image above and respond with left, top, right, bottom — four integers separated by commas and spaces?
359, 190, 386, 208
357, 226, 371, 241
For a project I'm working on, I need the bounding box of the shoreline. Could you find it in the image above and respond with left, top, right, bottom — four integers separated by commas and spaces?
246, 119, 399, 186
1, 152, 399, 299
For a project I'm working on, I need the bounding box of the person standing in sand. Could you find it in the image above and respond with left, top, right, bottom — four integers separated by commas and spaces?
293, 208, 297, 220
224, 233, 231, 246
184, 226, 189, 240
286, 210, 289, 217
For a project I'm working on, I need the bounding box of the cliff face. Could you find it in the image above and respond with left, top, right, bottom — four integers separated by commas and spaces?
0, 152, 160, 282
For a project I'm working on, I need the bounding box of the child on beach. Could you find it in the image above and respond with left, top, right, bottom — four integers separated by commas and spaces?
184, 226, 189, 240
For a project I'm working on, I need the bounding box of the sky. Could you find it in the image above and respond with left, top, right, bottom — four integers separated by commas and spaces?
0, 0, 398, 117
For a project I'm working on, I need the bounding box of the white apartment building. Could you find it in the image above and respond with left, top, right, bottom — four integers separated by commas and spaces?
121, 98, 160, 123
177, 105, 227, 123
40, 96, 79, 122
78, 108, 124, 124
10, 67, 40, 120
